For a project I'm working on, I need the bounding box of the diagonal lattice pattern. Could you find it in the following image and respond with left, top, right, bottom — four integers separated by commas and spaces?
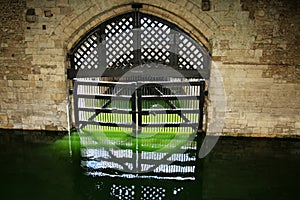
178, 33, 204, 70
105, 16, 135, 68
110, 184, 135, 200
73, 33, 99, 70
141, 186, 166, 200
141, 16, 171, 65
71, 12, 208, 75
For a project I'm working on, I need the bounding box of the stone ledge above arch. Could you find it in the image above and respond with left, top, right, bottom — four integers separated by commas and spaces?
52, 0, 218, 53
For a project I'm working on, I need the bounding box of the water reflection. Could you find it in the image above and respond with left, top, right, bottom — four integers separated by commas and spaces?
1, 130, 299, 200
72, 132, 300, 200
77, 129, 201, 180
74, 130, 203, 199
73, 172, 201, 200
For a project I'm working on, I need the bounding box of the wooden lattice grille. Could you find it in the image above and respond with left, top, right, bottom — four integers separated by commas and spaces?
69, 12, 210, 79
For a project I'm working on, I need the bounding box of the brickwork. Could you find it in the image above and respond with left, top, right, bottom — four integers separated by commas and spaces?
0, 0, 299, 136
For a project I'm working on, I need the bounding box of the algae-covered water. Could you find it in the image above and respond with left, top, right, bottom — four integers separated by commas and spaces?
0, 129, 299, 200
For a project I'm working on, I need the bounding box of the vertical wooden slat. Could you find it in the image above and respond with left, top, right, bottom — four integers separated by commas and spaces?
73, 81, 80, 129
137, 85, 142, 135
198, 81, 205, 132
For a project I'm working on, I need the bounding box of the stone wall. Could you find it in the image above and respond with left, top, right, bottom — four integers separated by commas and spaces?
0, 0, 67, 130
0, 0, 299, 136
208, 0, 300, 136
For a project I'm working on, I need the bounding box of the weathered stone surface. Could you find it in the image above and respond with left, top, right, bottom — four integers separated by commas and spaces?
0, 0, 299, 136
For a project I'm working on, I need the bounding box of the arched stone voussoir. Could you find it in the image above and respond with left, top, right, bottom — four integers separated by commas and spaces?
52, 0, 217, 53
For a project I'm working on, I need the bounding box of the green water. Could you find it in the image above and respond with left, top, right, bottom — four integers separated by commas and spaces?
0, 129, 299, 200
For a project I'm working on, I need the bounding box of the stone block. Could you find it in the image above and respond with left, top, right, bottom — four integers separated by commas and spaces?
50, 93, 67, 102
56, 0, 70, 7
295, 122, 300, 129
247, 121, 257, 127
0, 115, 8, 124
56, 81, 67, 88
214, 0, 237, 11
13, 80, 29, 88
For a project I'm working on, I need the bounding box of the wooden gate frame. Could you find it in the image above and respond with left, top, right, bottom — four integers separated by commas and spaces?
73, 79, 205, 135
67, 10, 210, 178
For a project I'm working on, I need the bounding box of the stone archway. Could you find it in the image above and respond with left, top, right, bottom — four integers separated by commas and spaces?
65, 6, 214, 178
53, 1, 217, 52
56, 1, 218, 130
54, 1, 226, 162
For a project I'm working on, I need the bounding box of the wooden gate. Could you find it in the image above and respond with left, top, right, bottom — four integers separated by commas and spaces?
73, 79, 205, 135
72, 78, 205, 179
67, 10, 210, 179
